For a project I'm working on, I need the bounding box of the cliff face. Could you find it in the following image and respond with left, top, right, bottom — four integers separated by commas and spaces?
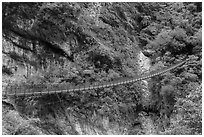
3, 2, 142, 85
2, 2, 144, 135
137, 51, 151, 106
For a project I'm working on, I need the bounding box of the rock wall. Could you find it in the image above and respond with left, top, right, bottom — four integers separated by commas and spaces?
137, 51, 158, 134
137, 51, 151, 107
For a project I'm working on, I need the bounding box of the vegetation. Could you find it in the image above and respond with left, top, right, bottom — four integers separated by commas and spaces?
2, 2, 202, 135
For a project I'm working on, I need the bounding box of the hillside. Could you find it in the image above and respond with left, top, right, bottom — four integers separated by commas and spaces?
2, 2, 202, 135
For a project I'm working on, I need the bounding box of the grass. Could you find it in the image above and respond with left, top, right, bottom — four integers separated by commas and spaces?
2, 110, 43, 135
2, 95, 143, 135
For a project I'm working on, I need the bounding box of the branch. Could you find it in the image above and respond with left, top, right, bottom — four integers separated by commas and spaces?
3, 34, 33, 52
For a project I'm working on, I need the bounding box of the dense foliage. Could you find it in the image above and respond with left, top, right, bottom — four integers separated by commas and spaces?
2, 2, 202, 135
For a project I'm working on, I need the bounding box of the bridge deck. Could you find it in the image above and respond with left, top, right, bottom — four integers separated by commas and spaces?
2, 59, 188, 97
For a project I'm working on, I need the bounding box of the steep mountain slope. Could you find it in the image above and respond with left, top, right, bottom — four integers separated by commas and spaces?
2, 2, 202, 135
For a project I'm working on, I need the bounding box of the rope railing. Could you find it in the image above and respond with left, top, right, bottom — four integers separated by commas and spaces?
2, 58, 189, 97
